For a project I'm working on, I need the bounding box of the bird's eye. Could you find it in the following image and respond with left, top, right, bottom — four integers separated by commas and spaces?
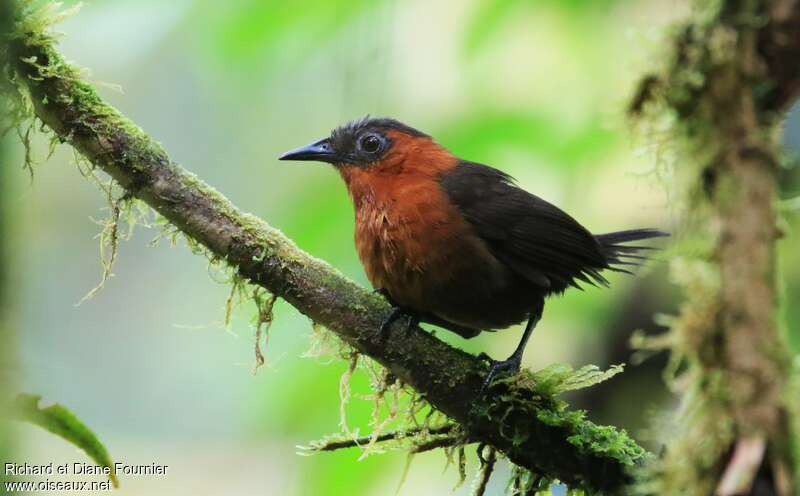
360, 134, 382, 153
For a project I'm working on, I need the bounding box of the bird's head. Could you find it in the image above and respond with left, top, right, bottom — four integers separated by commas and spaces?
279, 117, 448, 176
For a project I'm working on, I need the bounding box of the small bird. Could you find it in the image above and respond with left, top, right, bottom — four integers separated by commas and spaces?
280, 117, 666, 386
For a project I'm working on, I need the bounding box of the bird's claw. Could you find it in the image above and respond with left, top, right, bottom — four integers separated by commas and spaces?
477, 354, 523, 398
476, 352, 492, 364
379, 307, 419, 338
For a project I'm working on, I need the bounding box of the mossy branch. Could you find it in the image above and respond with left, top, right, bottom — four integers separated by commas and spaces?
3, 3, 646, 493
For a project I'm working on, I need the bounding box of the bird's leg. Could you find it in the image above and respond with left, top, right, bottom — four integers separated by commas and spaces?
379, 306, 420, 338
374, 288, 418, 337
478, 301, 544, 396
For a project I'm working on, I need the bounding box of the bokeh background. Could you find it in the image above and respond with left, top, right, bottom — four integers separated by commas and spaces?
1, 0, 799, 494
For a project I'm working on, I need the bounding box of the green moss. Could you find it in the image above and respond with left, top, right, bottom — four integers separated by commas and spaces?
466, 364, 649, 492
524, 363, 625, 396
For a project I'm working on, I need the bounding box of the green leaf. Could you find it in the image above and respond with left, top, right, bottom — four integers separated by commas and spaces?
9, 394, 118, 487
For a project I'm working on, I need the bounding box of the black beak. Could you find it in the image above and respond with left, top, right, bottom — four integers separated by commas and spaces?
279, 138, 338, 163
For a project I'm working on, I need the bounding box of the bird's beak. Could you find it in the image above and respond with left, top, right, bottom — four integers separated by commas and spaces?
278, 138, 339, 163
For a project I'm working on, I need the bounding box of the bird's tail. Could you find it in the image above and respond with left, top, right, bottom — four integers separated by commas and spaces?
595, 228, 669, 274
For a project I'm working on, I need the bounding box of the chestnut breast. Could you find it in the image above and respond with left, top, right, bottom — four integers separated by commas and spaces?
338, 139, 511, 323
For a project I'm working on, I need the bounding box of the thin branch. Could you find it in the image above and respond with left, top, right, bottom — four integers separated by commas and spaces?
473, 445, 497, 496
411, 436, 463, 455
307, 425, 455, 452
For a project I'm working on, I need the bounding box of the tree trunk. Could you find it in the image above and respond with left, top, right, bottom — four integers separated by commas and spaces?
631, 1, 799, 494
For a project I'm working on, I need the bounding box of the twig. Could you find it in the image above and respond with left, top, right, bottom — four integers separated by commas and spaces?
308, 425, 454, 452
473, 445, 497, 496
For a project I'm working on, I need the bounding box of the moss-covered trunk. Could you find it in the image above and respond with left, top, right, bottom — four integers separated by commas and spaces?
632, 0, 799, 494
709, 55, 793, 495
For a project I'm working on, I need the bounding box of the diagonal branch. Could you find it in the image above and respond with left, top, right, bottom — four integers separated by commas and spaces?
3, 5, 647, 493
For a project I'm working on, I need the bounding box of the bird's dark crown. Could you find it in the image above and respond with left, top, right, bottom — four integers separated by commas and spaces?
326, 117, 429, 166
279, 117, 429, 166
330, 116, 429, 143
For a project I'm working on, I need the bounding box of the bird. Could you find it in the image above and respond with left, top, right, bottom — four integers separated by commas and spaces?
279, 117, 667, 389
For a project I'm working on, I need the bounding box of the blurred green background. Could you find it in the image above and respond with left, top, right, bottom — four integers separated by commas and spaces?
2, 0, 799, 494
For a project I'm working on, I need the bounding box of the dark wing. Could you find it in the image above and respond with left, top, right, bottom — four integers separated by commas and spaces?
440, 160, 611, 294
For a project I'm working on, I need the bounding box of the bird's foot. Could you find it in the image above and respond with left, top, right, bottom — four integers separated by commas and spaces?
379, 306, 419, 338
476, 352, 492, 363
477, 354, 523, 398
